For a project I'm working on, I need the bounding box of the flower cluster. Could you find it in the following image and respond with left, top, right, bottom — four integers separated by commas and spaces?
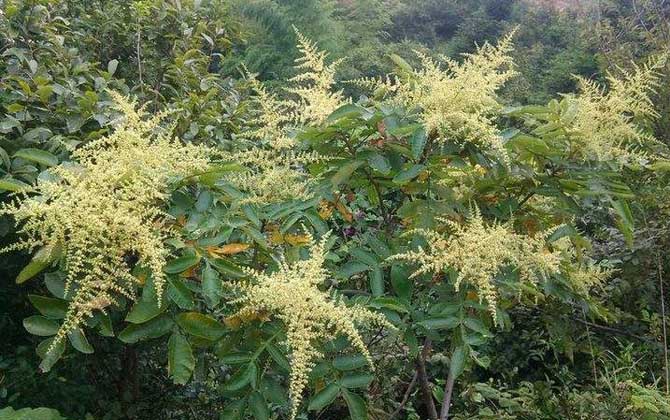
567, 57, 664, 164
232, 232, 391, 419
285, 29, 347, 126
389, 208, 561, 318
357, 31, 516, 158
1, 93, 210, 354
226, 30, 343, 204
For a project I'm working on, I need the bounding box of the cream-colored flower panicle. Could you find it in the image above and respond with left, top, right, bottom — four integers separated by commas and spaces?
231, 31, 343, 204
1, 92, 210, 354
566, 56, 665, 165
285, 28, 347, 126
356, 31, 516, 158
388, 209, 561, 319
233, 232, 391, 419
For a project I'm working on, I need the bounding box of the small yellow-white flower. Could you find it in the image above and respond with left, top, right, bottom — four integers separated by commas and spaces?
233, 232, 391, 419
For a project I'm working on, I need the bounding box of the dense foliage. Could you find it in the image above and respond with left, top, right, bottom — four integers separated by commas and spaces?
2, 1, 670, 420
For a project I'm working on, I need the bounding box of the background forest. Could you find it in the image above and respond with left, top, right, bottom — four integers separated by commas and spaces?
2, 0, 670, 419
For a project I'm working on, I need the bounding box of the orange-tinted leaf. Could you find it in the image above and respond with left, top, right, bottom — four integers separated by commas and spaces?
207, 243, 250, 257
336, 201, 354, 223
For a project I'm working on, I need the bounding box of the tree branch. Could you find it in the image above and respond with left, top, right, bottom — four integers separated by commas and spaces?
416, 338, 438, 420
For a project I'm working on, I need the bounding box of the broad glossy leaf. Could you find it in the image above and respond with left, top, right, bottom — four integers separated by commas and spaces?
369, 268, 384, 297
17, 245, 61, 284
164, 254, 201, 274
202, 264, 222, 308
392, 164, 425, 184
118, 315, 173, 343
308, 383, 340, 411
449, 346, 467, 380
14, 148, 58, 167
332, 160, 364, 188
28, 295, 67, 319
343, 389, 368, 420
168, 332, 195, 385
222, 363, 256, 391
248, 391, 270, 420
0, 177, 30, 193
340, 373, 374, 389
125, 299, 164, 324
23, 315, 59, 336
418, 317, 460, 330
37, 336, 65, 373
68, 328, 94, 354
333, 354, 368, 371
176, 312, 226, 341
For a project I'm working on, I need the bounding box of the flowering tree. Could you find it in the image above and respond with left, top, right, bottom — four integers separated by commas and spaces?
4, 30, 668, 419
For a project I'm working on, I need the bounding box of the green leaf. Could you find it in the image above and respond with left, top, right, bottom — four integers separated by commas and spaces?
168, 332, 195, 385
118, 315, 174, 343
339, 261, 369, 278
163, 254, 201, 274
340, 373, 374, 389
28, 295, 67, 319
389, 53, 413, 74
176, 312, 226, 341
369, 268, 384, 297
248, 391, 270, 420
612, 199, 634, 248
23, 316, 59, 336
202, 264, 222, 308
37, 337, 65, 373
266, 344, 291, 372
343, 389, 368, 420
14, 148, 58, 167
449, 346, 467, 380
222, 363, 256, 391
167, 277, 195, 310
390, 265, 412, 300
308, 383, 340, 411
0, 406, 66, 420
210, 257, 245, 279
351, 248, 378, 266
369, 296, 409, 313
218, 398, 246, 419
17, 245, 60, 284
107, 59, 119, 75
97, 313, 114, 337
327, 103, 365, 122
0, 177, 30, 193
367, 153, 391, 175
125, 299, 164, 324
463, 318, 491, 337
418, 317, 460, 330
44, 272, 66, 299
333, 354, 368, 371
332, 160, 364, 189
68, 328, 94, 354
392, 164, 425, 184
410, 127, 427, 160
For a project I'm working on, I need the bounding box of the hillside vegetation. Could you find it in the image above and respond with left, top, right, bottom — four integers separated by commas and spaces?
2, 1, 670, 419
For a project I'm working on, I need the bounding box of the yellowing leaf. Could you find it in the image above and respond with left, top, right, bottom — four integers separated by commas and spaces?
318, 200, 334, 220
336, 201, 353, 223
206, 243, 250, 257
223, 315, 242, 330
284, 234, 311, 246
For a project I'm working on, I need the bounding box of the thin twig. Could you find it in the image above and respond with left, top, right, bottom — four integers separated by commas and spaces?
416, 338, 438, 420
389, 371, 418, 419
439, 367, 455, 420
582, 306, 599, 387
136, 18, 144, 97
572, 317, 651, 342
656, 252, 670, 394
